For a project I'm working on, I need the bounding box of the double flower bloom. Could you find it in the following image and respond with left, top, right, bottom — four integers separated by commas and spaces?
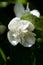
7, 3, 40, 47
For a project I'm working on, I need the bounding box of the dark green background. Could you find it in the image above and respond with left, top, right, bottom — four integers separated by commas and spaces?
0, 0, 43, 65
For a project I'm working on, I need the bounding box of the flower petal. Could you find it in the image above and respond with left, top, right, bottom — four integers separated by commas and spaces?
14, 3, 25, 17
20, 20, 35, 31
28, 22, 35, 31
19, 20, 29, 30
30, 10, 40, 17
21, 32, 36, 47
7, 31, 20, 46
8, 17, 20, 32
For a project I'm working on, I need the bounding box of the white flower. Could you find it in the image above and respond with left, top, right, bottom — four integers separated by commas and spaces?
7, 17, 36, 47
14, 3, 40, 17
0, 25, 6, 34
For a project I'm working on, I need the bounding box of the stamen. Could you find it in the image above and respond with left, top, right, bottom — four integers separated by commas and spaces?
26, 2, 30, 13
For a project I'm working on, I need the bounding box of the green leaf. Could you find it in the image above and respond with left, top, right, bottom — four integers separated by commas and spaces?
0, 48, 6, 62
21, 13, 43, 31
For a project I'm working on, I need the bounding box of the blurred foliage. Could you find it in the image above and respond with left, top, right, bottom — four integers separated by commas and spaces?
0, 48, 6, 62
15, 0, 27, 4
0, 0, 43, 65
0, 2, 8, 7
0, 0, 27, 7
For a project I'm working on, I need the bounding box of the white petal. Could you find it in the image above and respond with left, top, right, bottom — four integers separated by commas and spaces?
20, 20, 34, 31
22, 30, 28, 33
30, 10, 40, 17
21, 32, 36, 47
14, 3, 25, 17
8, 17, 20, 32
22, 36, 35, 47
11, 41, 18, 46
7, 31, 20, 46
12, 33, 18, 38
19, 20, 29, 30
28, 22, 35, 31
